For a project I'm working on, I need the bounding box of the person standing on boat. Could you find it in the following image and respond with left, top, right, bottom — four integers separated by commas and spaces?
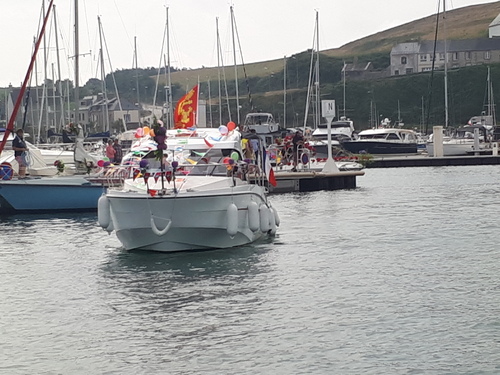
12, 129, 28, 178
105, 139, 115, 161
112, 138, 123, 164
292, 130, 304, 172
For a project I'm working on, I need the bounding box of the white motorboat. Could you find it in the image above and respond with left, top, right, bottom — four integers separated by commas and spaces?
98, 127, 279, 252
426, 125, 491, 156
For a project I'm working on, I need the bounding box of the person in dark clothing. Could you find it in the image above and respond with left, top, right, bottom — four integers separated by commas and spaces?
291, 130, 304, 172
112, 138, 123, 164
12, 129, 28, 178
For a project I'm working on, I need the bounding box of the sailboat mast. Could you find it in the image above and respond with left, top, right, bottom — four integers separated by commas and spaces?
283, 55, 286, 129
0, 0, 54, 155
134, 36, 140, 112
98, 16, 109, 132
74, 0, 80, 129
230, 6, 240, 125
166, 8, 174, 129
314, 10, 320, 128
343, 61, 346, 118
443, 0, 449, 129
216, 17, 223, 125
53, 5, 65, 131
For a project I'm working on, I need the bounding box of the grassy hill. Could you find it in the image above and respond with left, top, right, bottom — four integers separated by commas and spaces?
168, 1, 500, 88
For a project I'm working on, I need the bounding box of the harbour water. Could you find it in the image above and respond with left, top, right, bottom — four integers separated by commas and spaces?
1, 165, 499, 374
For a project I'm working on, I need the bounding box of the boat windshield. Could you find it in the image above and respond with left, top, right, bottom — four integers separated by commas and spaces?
359, 133, 389, 140
141, 148, 243, 177
244, 115, 272, 125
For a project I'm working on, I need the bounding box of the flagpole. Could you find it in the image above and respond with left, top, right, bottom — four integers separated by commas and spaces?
196, 77, 200, 127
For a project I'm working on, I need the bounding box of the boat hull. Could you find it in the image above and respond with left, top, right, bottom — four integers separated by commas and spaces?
104, 185, 274, 252
426, 142, 477, 156
341, 140, 418, 154
0, 177, 105, 213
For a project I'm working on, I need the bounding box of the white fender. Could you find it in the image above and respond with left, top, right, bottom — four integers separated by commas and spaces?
247, 201, 260, 232
259, 204, 271, 233
226, 203, 238, 236
151, 217, 171, 236
97, 195, 111, 230
271, 206, 280, 227
268, 208, 277, 235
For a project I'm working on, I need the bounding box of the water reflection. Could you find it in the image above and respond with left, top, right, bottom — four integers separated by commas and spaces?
98, 241, 275, 317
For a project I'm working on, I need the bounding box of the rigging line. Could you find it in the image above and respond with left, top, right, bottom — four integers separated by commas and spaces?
232, 12, 254, 113
303, 17, 317, 129
217, 22, 232, 122
153, 7, 169, 109
101, 20, 127, 132
425, 0, 441, 135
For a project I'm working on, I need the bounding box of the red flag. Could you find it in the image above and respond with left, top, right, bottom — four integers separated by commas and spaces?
264, 149, 277, 187
149, 189, 157, 197
174, 85, 198, 129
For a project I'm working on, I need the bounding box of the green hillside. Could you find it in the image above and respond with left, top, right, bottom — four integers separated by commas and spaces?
159, 1, 500, 130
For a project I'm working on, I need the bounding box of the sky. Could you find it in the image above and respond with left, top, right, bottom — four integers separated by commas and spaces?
0, 0, 495, 87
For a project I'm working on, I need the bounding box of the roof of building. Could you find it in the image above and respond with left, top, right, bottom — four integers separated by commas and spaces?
419, 38, 500, 53
490, 13, 500, 27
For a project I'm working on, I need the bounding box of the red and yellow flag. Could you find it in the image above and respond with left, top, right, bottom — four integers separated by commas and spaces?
174, 84, 198, 129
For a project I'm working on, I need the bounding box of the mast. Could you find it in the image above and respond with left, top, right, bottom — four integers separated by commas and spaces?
487, 66, 496, 126
74, 0, 80, 129
207, 78, 213, 127
443, 0, 449, 129
98, 16, 110, 132
216, 18, 223, 125
343, 61, 346, 118
166, 8, 173, 129
314, 10, 320, 128
303, 11, 318, 130
0, 0, 54, 155
134, 36, 140, 113
230, 6, 240, 125
283, 55, 287, 129
53, 4, 65, 131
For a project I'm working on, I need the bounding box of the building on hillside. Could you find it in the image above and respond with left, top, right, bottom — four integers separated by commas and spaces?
342, 61, 389, 81
490, 13, 500, 38
390, 38, 500, 76
83, 94, 141, 134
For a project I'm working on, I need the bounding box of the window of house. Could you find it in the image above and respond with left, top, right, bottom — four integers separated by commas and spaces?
465, 51, 471, 60
484, 51, 491, 60
439, 53, 445, 61
420, 54, 427, 62
394, 70, 399, 75
405, 68, 413, 74
452, 52, 458, 61
124, 114, 131, 123
401, 56, 407, 64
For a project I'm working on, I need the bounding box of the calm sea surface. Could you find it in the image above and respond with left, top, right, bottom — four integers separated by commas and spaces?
1, 166, 500, 374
